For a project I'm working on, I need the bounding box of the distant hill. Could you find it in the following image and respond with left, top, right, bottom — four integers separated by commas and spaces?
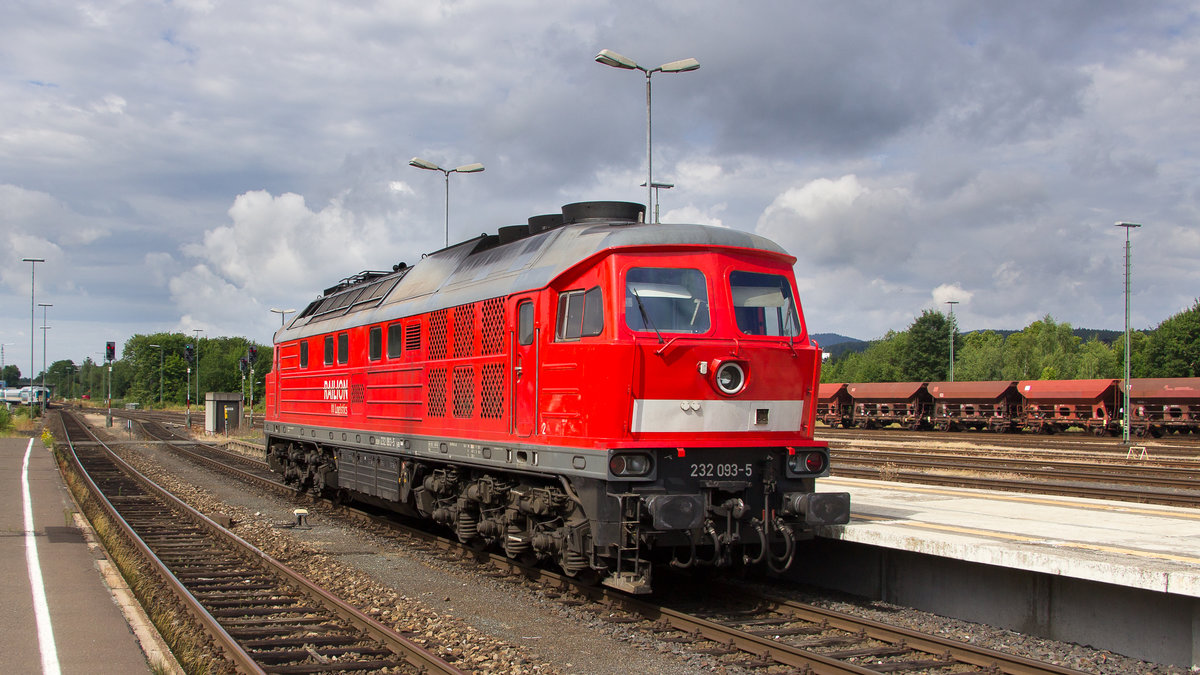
813, 327, 1128, 361
811, 333, 868, 359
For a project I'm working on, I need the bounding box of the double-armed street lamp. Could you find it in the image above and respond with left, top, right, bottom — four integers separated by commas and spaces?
640, 181, 674, 224
38, 303, 51, 414
409, 158, 485, 248
194, 327, 204, 406
21, 257, 43, 396
1115, 221, 1142, 444
270, 307, 295, 327
595, 49, 699, 221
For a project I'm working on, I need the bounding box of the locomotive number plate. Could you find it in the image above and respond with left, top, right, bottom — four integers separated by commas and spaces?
689, 463, 753, 478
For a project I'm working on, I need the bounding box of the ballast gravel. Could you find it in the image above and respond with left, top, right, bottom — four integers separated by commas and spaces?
82, 415, 1189, 674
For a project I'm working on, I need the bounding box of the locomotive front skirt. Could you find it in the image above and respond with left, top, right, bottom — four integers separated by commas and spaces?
264, 201, 850, 593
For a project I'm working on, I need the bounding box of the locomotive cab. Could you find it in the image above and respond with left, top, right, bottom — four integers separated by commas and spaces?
538, 239, 849, 590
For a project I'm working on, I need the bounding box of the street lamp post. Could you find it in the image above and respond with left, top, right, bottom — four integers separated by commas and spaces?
193, 329, 203, 425
1115, 221, 1142, 444
21, 258, 43, 400
409, 158, 485, 247
595, 49, 699, 222
149, 343, 164, 406
38, 303, 51, 414
0, 343, 13, 394
270, 308, 295, 327
640, 181, 674, 224
945, 300, 959, 382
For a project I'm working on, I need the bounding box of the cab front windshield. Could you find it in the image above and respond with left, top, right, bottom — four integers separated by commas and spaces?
625, 267, 710, 334
731, 270, 802, 337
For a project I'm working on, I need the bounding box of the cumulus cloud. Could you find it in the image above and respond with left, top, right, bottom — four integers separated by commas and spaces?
757, 175, 916, 268
2, 1, 1199, 362
171, 188, 435, 341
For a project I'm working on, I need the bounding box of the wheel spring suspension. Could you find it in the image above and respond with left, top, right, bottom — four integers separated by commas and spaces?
456, 510, 478, 542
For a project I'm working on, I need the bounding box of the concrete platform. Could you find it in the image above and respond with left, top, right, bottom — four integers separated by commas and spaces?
0, 436, 155, 674
797, 476, 1200, 668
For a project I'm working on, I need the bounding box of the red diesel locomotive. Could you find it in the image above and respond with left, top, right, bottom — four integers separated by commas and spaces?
263, 201, 850, 593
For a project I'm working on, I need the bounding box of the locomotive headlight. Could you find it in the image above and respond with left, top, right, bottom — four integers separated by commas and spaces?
786, 450, 828, 476
712, 360, 747, 396
609, 452, 653, 477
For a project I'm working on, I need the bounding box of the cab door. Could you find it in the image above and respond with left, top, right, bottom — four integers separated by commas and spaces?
512, 297, 538, 437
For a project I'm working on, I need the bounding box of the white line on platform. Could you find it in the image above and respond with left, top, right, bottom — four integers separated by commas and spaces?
23, 438, 61, 675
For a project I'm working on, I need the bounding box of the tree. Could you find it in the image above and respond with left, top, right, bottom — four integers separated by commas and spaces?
901, 309, 957, 381
1139, 300, 1200, 377
822, 330, 907, 383
955, 330, 1005, 381
1, 364, 19, 386
1076, 338, 1117, 379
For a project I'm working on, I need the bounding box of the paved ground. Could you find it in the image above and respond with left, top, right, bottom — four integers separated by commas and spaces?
0, 435, 152, 674
818, 475, 1200, 596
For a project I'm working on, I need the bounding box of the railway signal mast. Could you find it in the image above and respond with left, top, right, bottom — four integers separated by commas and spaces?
945, 300, 959, 382
1115, 221, 1142, 444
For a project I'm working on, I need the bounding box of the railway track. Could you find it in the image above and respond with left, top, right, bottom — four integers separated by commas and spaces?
611, 578, 1088, 674
826, 443, 1200, 507
56, 409, 462, 675
819, 426, 1200, 457
83, 410, 1096, 674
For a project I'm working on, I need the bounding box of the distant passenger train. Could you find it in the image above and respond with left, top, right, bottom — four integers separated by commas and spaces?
817, 378, 1200, 437
1, 386, 50, 407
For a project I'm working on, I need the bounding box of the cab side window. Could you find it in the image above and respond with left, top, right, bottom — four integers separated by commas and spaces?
369, 326, 382, 361
518, 301, 535, 346
555, 287, 603, 341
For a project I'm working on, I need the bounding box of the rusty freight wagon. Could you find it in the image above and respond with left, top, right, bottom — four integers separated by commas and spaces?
845, 382, 932, 430
926, 380, 1022, 432
817, 383, 853, 428
1016, 379, 1120, 435
1129, 377, 1200, 436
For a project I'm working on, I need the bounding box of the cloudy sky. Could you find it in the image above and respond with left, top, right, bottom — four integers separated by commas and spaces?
2, 1, 1198, 374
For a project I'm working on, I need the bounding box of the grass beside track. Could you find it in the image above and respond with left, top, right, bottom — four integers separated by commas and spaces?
50, 424, 234, 675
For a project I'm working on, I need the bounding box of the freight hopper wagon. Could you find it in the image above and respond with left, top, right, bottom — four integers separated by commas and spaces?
845, 382, 932, 430
927, 381, 1022, 432
817, 383, 853, 428
1129, 377, 1200, 437
263, 201, 850, 593
1017, 379, 1120, 435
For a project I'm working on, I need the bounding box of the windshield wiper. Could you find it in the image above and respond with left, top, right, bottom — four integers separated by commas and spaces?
783, 297, 798, 349
630, 288, 664, 344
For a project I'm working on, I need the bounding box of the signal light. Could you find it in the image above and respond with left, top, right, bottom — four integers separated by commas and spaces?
185, 344, 194, 363
105, 341, 115, 362
787, 451, 827, 475
609, 453, 652, 477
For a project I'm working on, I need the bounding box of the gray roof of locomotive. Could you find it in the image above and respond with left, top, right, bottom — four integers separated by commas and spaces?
275, 212, 790, 343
